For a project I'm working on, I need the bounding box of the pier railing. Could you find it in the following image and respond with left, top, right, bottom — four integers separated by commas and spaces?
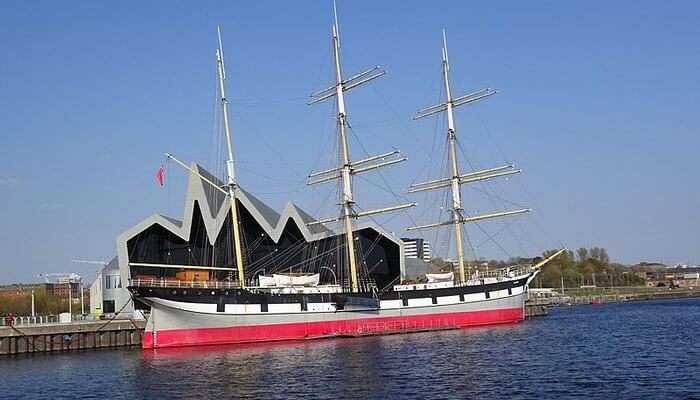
527, 286, 700, 306
1, 314, 97, 327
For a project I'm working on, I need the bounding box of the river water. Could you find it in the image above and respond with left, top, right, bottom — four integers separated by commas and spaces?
2, 298, 699, 399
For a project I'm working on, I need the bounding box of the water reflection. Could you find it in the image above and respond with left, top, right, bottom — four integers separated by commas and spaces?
136, 325, 527, 399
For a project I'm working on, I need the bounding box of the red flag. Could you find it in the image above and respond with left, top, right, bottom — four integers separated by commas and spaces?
155, 165, 165, 187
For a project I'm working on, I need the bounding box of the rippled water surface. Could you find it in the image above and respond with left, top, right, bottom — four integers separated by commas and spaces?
3, 298, 700, 399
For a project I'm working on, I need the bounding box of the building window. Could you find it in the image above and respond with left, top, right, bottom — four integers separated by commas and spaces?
103, 300, 115, 313
105, 275, 120, 289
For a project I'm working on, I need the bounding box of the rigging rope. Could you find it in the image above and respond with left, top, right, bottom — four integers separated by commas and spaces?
455, 134, 526, 259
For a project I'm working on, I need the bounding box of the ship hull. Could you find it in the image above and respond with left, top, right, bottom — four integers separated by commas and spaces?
139, 290, 526, 349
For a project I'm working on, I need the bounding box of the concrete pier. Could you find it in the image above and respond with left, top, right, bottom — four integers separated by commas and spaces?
0, 319, 145, 355
525, 303, 548, 318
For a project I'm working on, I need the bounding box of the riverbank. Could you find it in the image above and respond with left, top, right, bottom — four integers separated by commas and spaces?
529, 286, 700, 306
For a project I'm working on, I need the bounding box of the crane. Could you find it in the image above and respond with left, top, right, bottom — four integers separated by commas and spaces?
71, 259, 107, 266
37, 272, 82, 284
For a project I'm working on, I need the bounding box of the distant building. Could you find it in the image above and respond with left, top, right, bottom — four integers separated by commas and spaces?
0, 283, 46, 298
0, 282, 84, 299
639, 267, 700, 288
632, 262, 666, 269
667, 264, 700, 269
401, 238, 431, 263
49, 282, 83, 299
89, 258, 133, 316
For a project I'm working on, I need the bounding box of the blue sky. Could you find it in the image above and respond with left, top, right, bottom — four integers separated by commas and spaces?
1, 1, 698, 284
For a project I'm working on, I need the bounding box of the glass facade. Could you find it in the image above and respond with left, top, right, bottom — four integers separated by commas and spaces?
127, 200, 401, 290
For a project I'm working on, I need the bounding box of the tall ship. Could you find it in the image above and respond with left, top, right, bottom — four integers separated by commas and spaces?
122, 8, 564, 349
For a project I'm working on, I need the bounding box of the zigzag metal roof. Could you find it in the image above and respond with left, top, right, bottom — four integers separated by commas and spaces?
116, 164, 404, 275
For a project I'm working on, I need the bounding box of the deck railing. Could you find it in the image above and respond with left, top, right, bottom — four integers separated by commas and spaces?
129, 265, 535, 292
129, 278, 241, 289
468, 264, 533, 281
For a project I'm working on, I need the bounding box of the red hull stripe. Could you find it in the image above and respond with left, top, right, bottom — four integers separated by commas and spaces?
143, 307, 524, 349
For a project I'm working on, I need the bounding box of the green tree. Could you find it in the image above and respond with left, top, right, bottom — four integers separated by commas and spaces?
576, 248, 588, 263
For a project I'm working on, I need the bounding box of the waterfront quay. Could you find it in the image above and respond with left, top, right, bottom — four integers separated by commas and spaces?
529, 286, 700, 306
0, 319, 145, 355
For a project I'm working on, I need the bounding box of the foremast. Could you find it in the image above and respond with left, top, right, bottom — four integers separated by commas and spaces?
163, 29, 246, 287
408, 31, 530, 283
216, 27, 246, 288
307, 4, 415, 292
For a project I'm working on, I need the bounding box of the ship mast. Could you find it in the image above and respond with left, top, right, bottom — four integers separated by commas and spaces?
408, 30, 530, 283
441, 31, 468, 284
332, 18, 360, 294
216, 27, 246, 288
307, 3, 415, 292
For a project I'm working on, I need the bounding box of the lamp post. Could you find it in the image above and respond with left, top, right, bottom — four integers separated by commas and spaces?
80, 279, 84, 315
561, 275, 565, 295
67, 281, 72, 316
610, 272, 614, 289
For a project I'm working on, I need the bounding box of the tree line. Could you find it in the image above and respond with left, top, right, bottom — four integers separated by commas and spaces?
0, 287, 77, 316
533, 247, 645, 288
431, 247, 645, 288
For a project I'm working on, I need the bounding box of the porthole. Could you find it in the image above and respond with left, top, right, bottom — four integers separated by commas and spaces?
171, 290, 177, 295
211, 291, 216, 296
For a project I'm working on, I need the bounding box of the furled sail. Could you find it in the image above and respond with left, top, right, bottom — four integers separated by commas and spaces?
258, 274, 321, 287
426, 272, 454, 283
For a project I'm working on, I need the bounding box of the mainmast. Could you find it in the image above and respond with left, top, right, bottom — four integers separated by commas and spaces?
331, 15, 359, 294
307, 3, 415, 292
408, 30, 530, 283
216, 27, 246, 288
